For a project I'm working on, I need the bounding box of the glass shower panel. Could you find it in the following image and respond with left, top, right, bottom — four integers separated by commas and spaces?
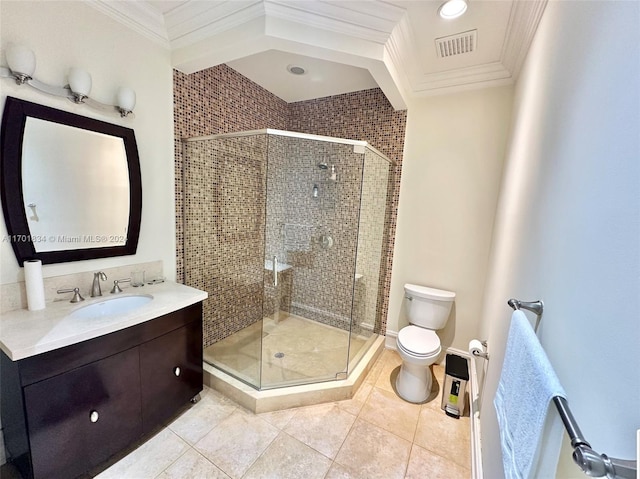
261, 135, 365, 389
349, 147, 391, 371
184, 134, 268, 389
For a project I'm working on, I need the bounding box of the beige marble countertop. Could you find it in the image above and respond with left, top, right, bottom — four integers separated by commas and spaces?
0, 281, 207, 361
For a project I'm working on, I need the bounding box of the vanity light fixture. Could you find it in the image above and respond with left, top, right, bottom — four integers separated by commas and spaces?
0, 43, 136, 118
438, 0, 468, 19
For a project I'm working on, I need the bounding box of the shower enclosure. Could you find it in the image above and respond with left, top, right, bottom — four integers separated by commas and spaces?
182, 129, 392, 390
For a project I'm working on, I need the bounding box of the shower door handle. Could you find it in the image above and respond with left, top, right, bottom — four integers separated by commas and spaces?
273, 256, 278, 287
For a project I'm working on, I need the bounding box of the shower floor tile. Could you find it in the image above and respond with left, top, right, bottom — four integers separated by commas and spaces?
0, 350, 471, 479
204, 313, 368, 388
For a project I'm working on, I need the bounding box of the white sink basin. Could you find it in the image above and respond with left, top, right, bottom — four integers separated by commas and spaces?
70, 295, 153, 319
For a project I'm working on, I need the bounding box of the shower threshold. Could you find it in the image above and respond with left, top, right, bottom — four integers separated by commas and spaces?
204, 335, 384, 413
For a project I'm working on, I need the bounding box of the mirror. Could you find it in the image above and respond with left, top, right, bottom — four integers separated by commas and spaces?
1, 96, 142, 265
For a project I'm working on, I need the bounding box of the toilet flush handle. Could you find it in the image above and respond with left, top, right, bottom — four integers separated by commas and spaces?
405, 295, 413, 301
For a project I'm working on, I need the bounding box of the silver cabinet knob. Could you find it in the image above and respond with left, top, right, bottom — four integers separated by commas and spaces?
90, 410, 99, 423
174, 367, 181, 377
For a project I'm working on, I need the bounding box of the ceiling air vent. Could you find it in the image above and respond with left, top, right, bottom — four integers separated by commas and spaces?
435, 30, 477, 58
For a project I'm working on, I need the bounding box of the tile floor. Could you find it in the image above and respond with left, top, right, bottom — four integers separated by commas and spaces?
1, 349, 471, 479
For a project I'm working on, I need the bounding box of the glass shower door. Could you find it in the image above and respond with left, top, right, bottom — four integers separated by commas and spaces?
260, 135, 364, 389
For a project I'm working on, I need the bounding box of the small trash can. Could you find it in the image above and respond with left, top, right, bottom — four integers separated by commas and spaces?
441, 353, 469, 418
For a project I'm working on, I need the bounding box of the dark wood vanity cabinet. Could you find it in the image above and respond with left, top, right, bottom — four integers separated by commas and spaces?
1, 302, 203, 479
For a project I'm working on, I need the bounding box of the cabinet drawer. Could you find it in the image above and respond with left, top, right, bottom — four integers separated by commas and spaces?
23, 347, 142, 479
140, 320, 202, 432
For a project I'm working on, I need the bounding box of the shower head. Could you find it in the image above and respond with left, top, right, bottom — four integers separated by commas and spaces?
317, 162, 328, 169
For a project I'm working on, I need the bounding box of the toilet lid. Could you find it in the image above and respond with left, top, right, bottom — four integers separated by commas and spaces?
398, 326, 440, 356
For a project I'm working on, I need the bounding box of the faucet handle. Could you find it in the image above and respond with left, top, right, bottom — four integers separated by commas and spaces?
57, 287, 85, 303
111, 278, 131, 294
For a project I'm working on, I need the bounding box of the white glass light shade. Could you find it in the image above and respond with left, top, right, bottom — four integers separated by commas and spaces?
116, 87, 136, 112
6, 43, 36, 77
68, 68, 92, 96
439, 0, 468, 19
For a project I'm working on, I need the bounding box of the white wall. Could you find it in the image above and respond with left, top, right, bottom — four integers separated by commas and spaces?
479, 1, 640, 477
0, 1, 176, 285
387, 86, 513, 353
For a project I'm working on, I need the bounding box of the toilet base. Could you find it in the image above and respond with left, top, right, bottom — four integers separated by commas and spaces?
396, 361, 433, 403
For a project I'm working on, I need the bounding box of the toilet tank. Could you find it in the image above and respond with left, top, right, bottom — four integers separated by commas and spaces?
404, 284, 455, 330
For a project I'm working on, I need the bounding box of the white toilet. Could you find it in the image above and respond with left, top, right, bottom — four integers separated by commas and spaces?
396, 283, 455, 403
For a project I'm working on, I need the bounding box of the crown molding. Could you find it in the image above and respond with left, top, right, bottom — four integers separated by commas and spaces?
500, 0, 548, 79
86, 0, 170, 48
169, 2, 266, 49
263, 0, 404, 44
412, 62, 512, 93
86, 0, 547, 104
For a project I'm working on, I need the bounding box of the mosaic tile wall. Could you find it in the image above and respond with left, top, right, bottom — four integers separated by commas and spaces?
174, 66, 288, 346
175, 66, 407, 344
288, 90, 407, 335
174, 65, 289, 282
183, 136, 268, 346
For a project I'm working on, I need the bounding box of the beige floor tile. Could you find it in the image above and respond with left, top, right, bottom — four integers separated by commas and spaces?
333, 418, 411, 479
257, 407, 298, 429
168, 391, 237, 444
243, 432, 332, 479
337, 382, 372, 416
374, 360, 401, 394
325, 462, 356, 478
195, 409, 279, 479
405, 444, 471, 479
359, 387, 421, 441
283, 403, 357, 459
157, 449, 230, 479
95, 428, 189, 479
414, 407, 471, 470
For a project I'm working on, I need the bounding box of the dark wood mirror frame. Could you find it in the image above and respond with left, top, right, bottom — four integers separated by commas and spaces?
1, 96, 142, 266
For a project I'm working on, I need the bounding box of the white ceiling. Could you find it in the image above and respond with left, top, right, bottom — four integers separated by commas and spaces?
89, 0, 548, 109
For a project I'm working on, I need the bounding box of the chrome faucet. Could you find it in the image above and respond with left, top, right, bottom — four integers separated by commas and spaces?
91, 271, 107, 297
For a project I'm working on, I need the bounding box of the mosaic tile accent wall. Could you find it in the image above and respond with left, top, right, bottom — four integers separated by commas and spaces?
183, 136, 269, 346
288, 90, 407, 335
174, 64, 289, 283
175, 66, 407, 343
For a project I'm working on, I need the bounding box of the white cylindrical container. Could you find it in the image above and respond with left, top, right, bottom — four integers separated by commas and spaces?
24, 259, 45, 311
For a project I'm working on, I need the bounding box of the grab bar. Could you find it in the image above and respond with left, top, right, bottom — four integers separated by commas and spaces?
508, 298, 543, 332
508, 299, 637, 479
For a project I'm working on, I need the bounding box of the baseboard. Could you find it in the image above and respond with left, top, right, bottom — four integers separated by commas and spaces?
385, 330, 398, 350
468, 352, 484, 479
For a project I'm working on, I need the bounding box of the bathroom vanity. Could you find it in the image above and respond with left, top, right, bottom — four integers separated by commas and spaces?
0, 281, 207, 479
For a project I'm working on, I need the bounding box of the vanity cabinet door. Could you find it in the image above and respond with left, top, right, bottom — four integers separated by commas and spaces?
23, 347, 142, 479
140, 320, 202, 432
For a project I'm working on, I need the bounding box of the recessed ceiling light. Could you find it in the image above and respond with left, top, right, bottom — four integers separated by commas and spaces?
287, 65, 306, 75
438, 0, 468, 19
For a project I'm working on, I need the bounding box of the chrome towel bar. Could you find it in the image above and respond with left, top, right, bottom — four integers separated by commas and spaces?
553, 396, 636, 479
507, 299, 637, 479
508, 298, 543, 332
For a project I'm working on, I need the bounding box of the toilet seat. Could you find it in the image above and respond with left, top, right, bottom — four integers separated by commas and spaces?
397, 326, 440, 357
